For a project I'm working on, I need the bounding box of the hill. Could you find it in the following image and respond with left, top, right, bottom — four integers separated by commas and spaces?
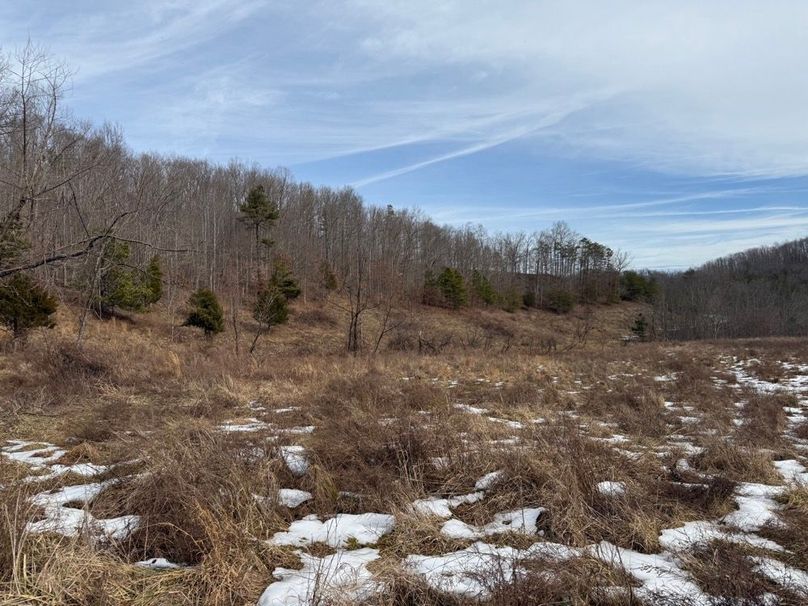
652, 237, 808, 339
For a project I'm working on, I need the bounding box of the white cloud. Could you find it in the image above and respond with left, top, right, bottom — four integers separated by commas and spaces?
328, 0, 808, 178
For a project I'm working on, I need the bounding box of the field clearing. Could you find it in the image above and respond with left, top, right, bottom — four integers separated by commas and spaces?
0, 307, 807, 605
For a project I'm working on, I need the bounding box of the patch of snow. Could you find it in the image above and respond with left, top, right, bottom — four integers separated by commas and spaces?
277, 489, 314, 509
280, 445, 309, 477
411, 492, 485, 519
405, 542, 523, 597
589, 541, 709, 605
749, 556, 808, 595
474, 470, 504, 491
774, 459, 808, 484
441, 508, 545, 539
723, 483, 786, 532
136, 557, 182, 570
596, 481, 626, 497
659, 521, 784, 553
270, 513, 395, 548
258, 548, 381, 606
218, 418, 269, 432
454, 404, 489, 415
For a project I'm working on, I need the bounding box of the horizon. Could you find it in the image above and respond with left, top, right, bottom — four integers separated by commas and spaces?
4, 1, 808, 269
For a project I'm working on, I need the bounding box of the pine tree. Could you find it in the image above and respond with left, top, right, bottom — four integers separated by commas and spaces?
250, 284, 289, 353
144, 256, 163, 306
183, 289, 224, 336
269, 260, 301, 300
0, 214, 28, 271
0, 273, 58, 339
437, 267, 468, 309
471, 270, 498, 305
631, 313, 648, 340
239, 185, 280, 250
90, 243, 162, 315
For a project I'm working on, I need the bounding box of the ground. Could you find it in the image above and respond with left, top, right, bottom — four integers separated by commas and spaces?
0, 302, 807, 605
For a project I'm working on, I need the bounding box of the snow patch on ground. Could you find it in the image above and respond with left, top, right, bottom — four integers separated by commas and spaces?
258, 548, 381, 606
270, 513, 395, 548
411, 492, 485, 519
440, 507, 545, 540
596, 481, 626, 497
280, 445, 309, 476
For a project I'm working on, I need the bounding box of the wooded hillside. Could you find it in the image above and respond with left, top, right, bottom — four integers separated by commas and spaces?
652, 238, 808, 340
0, 45, 627, 351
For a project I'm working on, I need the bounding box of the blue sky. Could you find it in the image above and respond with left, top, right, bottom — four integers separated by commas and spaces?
3, 1, 808, 268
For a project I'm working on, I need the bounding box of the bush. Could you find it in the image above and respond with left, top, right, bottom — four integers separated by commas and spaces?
0, 273, 58, 338
183, 289, 224, 336
523, 290, 537, 308
544, 289, 575, 314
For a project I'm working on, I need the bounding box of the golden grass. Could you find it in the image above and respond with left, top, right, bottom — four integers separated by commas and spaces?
0, 302, 806, 604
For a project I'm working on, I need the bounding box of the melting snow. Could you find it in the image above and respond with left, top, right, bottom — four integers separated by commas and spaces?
276, 488, 314, 509
411, 492, 485, 519
258, 548, 381, 606
280, 446, 309, 476
440, 508, 545, 539
270, 513, 395, 548
596, 481, 626, 497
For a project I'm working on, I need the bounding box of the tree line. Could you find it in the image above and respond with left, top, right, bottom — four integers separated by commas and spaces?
648, 237, 808, 340
0, 44, 628, 350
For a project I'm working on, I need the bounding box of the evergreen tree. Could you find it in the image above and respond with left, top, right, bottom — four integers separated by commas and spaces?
437, 267, 468, 309
87, 243, 163, 315
631, 313, 648, 340
620, 271, 658, 302
471, 270, 498, 305
0, 214, 28, 271
269, 260, 301, 300
239, 185, 280, 249
0, 273, 58, 339
183, 289, 224, 336
144, 256, 163, 306
250, 285, 289, 353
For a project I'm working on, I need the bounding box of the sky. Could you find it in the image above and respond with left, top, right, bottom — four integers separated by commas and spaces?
2, 1, 808, 269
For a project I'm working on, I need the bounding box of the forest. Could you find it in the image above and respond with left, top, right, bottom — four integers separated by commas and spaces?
0, 44, 805, 349
651, 237, 808, 340
0, 45, 627, 350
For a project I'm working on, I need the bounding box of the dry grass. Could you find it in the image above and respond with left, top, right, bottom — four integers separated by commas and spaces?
0, 304, 806, 604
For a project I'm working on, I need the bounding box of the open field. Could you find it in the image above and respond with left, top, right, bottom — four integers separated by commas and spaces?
0, 304, 807, 605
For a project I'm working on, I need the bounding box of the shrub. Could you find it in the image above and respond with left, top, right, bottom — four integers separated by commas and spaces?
183, 289, 224, 336
544, 288, 575, 314
0, 273, 57, 338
